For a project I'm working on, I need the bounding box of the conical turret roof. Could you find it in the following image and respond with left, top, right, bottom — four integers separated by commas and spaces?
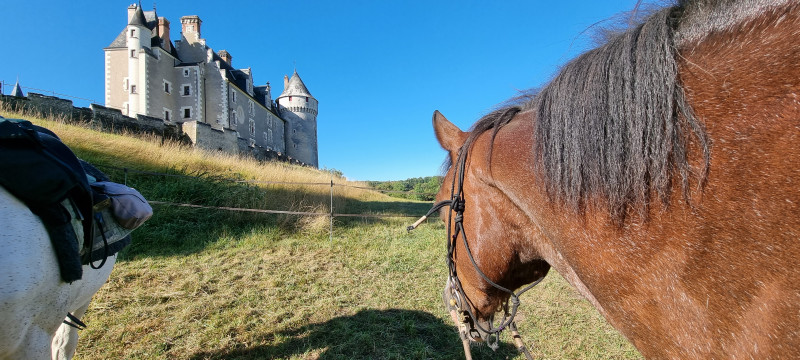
279, 70, 313, 98
129, 4, 147, 27
10, 79, 24, 97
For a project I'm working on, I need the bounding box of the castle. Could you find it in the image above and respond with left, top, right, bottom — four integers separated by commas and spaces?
103, 4, 319, 167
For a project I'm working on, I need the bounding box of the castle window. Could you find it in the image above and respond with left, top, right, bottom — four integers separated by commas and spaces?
164, 109, 171, 122
184, 108, 191, 119
130, 49, 136, 58
130, 29, 136, 38
131, 85, 137, 94
232, 112, 237, 125
164, 81, 171, 94
288, 96, 292, 101
249, 101, 254, 115
183, 85, 191, 96
232, 91, 236, 102
123, 78, 129, 90
268, 129, 273, 143
305, 97, 309, 102
249, 119, 255, 135
183, 69, 190, 77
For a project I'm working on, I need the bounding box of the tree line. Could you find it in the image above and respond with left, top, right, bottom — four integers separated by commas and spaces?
368, 176, 442, 201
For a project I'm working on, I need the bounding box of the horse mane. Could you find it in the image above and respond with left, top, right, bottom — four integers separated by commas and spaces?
458, 2, 719, 222
456, 0, 800, 221
529, 4, 715, 221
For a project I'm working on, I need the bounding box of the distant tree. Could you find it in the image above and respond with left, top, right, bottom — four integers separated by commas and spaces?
368, 176, 442, 201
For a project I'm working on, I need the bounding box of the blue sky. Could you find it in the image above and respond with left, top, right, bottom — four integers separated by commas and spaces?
1, 0, 648, 180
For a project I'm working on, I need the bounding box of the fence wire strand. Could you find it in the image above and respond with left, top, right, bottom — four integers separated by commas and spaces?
98, 164, 437, 195
96, 164, 432, 220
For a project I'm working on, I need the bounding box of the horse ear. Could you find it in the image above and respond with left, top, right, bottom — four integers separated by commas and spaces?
433, 110, 466, 152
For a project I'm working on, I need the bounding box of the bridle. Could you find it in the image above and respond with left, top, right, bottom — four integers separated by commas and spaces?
408, 143, 541, 359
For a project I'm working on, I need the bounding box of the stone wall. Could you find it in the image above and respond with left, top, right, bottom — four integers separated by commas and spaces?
0, 93, 309, 167
237, 137, 305, 165
28, 93, 75, 119
1, 93, 75, 120
180, 120, 238, 154
90, 103, 181, 139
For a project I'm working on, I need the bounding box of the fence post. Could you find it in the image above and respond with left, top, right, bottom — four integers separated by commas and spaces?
329, 178, 334, 241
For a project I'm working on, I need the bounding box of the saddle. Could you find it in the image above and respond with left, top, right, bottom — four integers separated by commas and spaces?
0, 117, 149, 282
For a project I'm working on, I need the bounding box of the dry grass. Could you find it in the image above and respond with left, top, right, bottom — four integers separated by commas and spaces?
0, 108, 374, 198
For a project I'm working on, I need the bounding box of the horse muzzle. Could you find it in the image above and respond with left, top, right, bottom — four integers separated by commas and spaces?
443, 278, 498, 349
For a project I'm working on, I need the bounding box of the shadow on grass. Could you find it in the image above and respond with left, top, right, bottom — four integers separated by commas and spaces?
189, 309, 518, 360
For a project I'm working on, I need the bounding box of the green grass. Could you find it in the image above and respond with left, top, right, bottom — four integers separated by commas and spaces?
1, 108, 642, 359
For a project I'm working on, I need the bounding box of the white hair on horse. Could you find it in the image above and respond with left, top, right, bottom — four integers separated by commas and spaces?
0, 186, 116, 359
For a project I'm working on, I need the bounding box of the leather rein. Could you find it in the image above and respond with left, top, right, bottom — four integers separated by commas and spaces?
408, 143, 541, 358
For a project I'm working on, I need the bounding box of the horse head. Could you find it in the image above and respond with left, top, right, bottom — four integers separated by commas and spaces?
432, 110, 550, 348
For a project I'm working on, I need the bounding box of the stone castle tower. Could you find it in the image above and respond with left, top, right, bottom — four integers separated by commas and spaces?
277, 71, 319, 169
104, 4, 319, 167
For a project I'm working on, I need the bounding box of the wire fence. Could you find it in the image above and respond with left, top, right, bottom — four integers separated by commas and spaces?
94, 164, 437, 240
0, 80, 437, 236
0, 80, 98, 104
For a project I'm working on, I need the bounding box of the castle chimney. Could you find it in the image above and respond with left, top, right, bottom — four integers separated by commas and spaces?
127, 4, 137, 22
283, 75, 289, 89
180, 15, 202, 39
218, 50, 232, 66
158, 17, 171, 52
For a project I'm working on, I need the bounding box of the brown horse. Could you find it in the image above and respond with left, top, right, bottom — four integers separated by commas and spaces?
428, 0, 800, 358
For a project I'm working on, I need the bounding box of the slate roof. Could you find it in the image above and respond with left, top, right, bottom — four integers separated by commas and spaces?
279, 71, 314, 98
143, 10, 158, 30
254, 85, 272, 108
107, 29, 127, 48
212, 52, 258, 105
11, 80, 24, 97
128, 5, 147, 27
107, 7, 177, 58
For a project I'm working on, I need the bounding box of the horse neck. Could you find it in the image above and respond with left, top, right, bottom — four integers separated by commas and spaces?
483, 111, 617, 316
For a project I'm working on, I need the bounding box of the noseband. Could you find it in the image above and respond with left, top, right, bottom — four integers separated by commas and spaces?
409, 144, 541, 358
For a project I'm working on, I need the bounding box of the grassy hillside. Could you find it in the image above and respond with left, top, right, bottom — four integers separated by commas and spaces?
1, 108, 641, 359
